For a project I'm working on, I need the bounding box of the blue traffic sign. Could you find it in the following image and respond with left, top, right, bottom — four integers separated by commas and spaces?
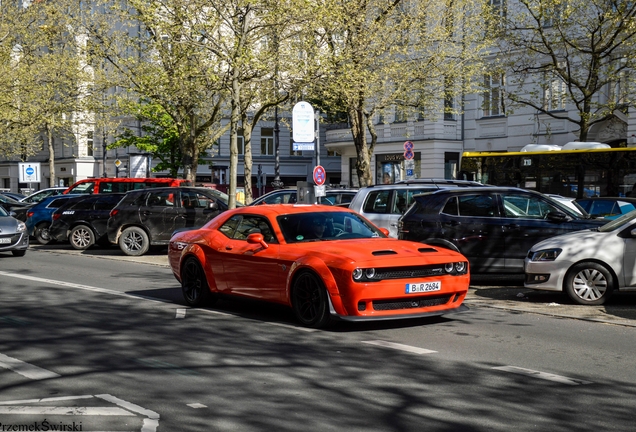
26, 167, 34, 176
313, 165, 326, 186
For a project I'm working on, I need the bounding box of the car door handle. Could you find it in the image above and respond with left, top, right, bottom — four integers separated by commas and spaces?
225, 245, 233, 251
505, 224, 521, 230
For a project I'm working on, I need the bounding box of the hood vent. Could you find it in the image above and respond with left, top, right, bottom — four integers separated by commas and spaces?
372, 250, 398, 256
418, 247, 438, 253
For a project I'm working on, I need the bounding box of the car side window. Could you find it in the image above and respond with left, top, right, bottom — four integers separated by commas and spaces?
457, 194, 497, 217
502, 194, 558, 219
441, 197, 459, 215
181, 190, 215, 209
146, 191, 174, 207
232, 216, 277, 243
72, 198, 95, 210
363, 190, 391, 214
219, 215, 241, 238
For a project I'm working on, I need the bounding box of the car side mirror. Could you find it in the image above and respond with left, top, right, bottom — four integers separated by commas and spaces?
379, 228, 390, 236
630, 228, 636, 237
247, 232, 268, 249
208, 201, 218, 210
547, 211, 567, 222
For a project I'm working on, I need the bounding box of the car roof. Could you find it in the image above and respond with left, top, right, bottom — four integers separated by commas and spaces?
231, 203, 355, 217
576, 196, 636, 203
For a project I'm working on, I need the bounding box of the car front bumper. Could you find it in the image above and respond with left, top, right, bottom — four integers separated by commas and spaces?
524, 258, 568, 291
0, 231, 29, 252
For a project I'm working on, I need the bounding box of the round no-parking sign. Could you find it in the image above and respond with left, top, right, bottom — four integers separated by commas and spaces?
313, 165, 326, 186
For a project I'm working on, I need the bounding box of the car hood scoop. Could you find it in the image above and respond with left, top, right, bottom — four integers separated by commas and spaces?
371, 250, 398, 256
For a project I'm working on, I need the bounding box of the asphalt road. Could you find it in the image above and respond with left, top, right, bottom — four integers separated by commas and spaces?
28, 243, 636, 327
1, 247, 636, 431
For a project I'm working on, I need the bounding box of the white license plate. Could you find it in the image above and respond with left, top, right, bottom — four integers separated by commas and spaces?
0, 238, 11, 244
406, 281, 441, 293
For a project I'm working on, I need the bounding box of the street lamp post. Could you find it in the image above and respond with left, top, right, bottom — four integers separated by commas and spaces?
271, 104, 284, 189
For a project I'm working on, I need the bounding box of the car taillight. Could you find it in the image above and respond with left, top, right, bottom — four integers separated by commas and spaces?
110, 209, 119, 217
52, 213, 61, 221
27, 211, 34, 218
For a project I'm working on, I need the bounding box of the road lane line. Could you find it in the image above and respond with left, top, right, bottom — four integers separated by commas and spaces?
492, 366, 593, 385
0, 353, 60, 380
175, 308, 186, 319
361, 340, 437, 354
187, 403, 207, 408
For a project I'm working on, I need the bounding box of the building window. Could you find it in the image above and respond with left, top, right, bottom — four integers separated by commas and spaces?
444, 78, 455, 120
87, 131, 94, 156
482, 73, 505, 117
261, 127, 274, 156
237, 128, 245, 155
543, 75, 566, 111
394, 106, 408, 123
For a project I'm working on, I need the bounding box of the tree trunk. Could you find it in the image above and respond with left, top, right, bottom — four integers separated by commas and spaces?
348, 106, 372, 187
228, 76, 241, 209
47, 123, 56, 188
242, 114, 254, 205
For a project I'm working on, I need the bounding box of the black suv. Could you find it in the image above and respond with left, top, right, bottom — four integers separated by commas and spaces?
107, 187, 233, 256
398, 187, 606, 274
49, 193, 125, 249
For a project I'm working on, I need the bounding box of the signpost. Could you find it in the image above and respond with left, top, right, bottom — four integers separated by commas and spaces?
19, 162, 41, 194
404, 141, 415, 180
313, 165, 326, 198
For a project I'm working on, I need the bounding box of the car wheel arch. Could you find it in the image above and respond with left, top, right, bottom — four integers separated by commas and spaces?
286, 260, 346, 315
179, 246, 219, 292
563, 259, 620, 292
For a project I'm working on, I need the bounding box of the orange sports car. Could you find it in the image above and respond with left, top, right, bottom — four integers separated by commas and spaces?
168, 204, 469, 328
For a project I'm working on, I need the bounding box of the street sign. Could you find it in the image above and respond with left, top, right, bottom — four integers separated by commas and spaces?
313, 165, 326, 186
292, 101, 315, 143
114, 159, 122, 167
403, 141, 414, 160
19, 162, 41, 183
293, 142, 315, 151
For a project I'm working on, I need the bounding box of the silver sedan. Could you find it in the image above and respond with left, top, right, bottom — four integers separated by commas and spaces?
0, 206, 29, 257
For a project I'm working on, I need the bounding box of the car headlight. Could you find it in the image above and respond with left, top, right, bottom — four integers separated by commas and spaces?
530, 248, 562, 262
445, 261, 468, 275
16, 221, 27, 232
352, 268, 378, 282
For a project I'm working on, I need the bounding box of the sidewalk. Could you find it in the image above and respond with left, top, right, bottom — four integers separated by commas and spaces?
30, 244, 636, 327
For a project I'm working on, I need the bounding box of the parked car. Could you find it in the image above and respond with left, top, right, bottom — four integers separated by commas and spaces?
107, 186, 234, 256
49, 193, 125, 250
348, 179, 484, 238
525, 210, 636, 305
20, 187, 68, 204
545, 194, 587, 216
64, 177, 192, 195
0, 193, 33, 222
168, 204, 470, 328
398, 187, 606, 274
575, 197, 636, 220
249, 188, 358, 206
0, 205, 29, 256
2, 191, 26, 201
25, 194, 83, 244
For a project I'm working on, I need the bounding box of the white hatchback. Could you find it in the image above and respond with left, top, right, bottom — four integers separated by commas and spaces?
525, 210, 636, 305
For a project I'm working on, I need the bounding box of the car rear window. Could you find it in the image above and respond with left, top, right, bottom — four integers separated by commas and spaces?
363, 190, 391, 214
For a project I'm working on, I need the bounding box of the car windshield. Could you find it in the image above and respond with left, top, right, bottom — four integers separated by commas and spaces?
0, 194, 20, 204
277, 211, 386, 243
0, 206, 8, 217
598, 209, 636, 232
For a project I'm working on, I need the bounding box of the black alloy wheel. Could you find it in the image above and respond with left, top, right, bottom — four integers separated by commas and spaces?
119, 226, 150, 256
291, 271, 333, 328
34, 223, 52, 245
181, 257, 216, 307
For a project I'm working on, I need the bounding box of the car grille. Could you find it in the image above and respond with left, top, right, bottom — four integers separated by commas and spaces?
0, 233, 21, 246
372, 294, 452, 311
375, 264, 446, 280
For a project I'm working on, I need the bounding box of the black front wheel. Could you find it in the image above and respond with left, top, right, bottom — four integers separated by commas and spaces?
119, 226, 150, 256
181, 257, 216, 307
291, 272, 333, 328
34, 223, 52, 245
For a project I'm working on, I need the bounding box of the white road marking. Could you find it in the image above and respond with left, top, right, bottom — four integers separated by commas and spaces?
0, 395, 160, 432
268, 321, 317, 332
361, 340, 437, 354
187, 403, 207, 408
0, 406, 134, 415
492, 366, 593, 385
175, 308, 186, 319
0, 353, 60, 380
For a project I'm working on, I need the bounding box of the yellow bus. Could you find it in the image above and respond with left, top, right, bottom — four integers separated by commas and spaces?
460, 145, 636, 198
